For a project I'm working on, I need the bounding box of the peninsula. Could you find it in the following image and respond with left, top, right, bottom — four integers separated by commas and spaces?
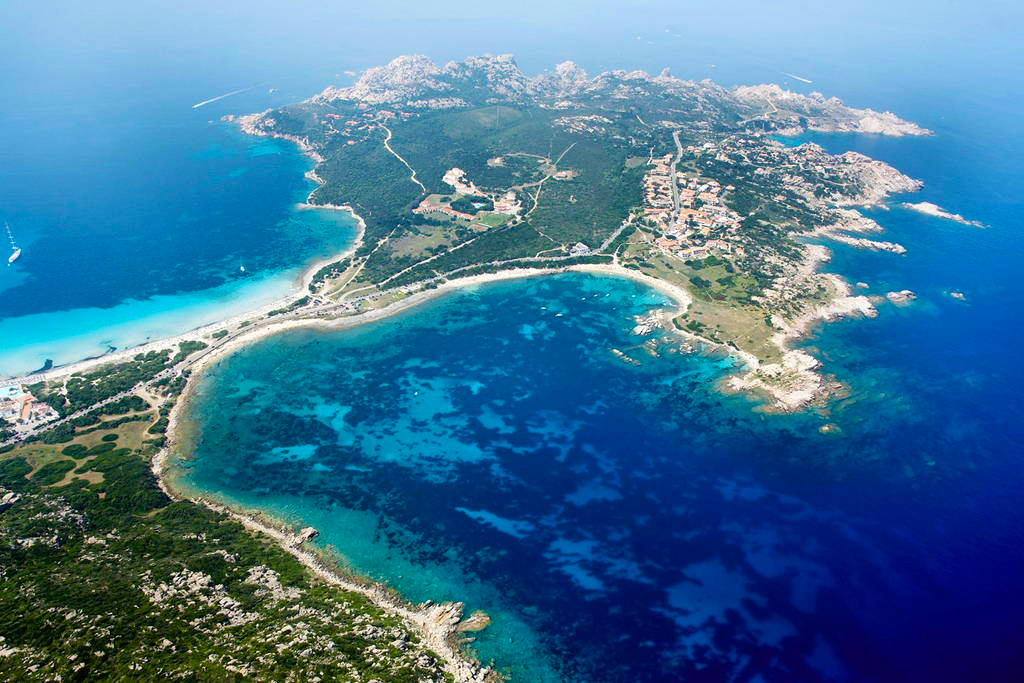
1, 54, 940, 679
229, 54, 929, 410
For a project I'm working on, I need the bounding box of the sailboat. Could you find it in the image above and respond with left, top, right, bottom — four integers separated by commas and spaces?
5, 223, 20, 265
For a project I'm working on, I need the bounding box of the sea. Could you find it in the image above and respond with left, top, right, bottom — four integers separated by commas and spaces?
6, 2, 1024, 681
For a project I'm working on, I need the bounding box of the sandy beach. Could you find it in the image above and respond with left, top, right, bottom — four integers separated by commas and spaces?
14, 203, 365, 387
6, 112, 881, 674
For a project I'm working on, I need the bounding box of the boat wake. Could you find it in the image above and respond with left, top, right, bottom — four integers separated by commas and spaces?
5, 222, 20, 265
192, 86, 256, 109
781, 71, 813, 84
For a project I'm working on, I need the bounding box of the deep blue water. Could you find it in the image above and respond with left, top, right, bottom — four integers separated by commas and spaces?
7, 2, 1024, 680
0, 80, 361, 375
171, 71, 1024, 677
174, 266, 1024, 682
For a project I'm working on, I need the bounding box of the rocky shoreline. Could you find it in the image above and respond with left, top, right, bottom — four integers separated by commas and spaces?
153, 320, 496, 682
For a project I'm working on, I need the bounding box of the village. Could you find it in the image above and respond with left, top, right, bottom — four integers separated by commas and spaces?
0, 383, 59, 436
641, 152, 746, 262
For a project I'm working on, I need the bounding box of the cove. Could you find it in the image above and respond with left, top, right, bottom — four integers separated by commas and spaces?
171, 272, 1024, 682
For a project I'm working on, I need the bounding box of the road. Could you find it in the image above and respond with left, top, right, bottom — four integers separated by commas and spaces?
2, 209, 636, 448
669, 129, 684, 222
380, 124, 427, 195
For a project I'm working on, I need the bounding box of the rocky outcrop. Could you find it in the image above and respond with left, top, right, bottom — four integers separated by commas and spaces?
732, 84, 931, 136
302, 54, 929, 142
902, 201, 986, 227
824, 233, 906, 253
312, 53, 532, 107
815, 210, 907, 253
834, 151, 923, 204
445, 53, 532, 100
314, 55, 450, 105
0, 490, 19, 513
886, 289, 916, 304
455, 610, 491, 632
534, 60, 591, 96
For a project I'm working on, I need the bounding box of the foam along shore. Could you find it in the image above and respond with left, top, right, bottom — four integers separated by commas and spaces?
902, 201, 986, 227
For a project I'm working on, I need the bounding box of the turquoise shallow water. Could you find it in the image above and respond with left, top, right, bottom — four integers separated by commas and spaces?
0, 125, 359, 377
172, 251, 1024, 681
5, 4, 1024, 679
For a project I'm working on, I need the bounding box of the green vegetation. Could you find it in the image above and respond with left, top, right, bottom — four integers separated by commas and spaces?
450, 194, 493, 214
171, 340, 207, 365
309, 258, 351, 291
0, 57, 913, 677
268, 296, 310, 317
61, 444, 89, 458
45, 351, 170, 414
234, 54, 916, 385
30, 459, 75, 485
274, 101, 646, 295
0, 437, 453, 681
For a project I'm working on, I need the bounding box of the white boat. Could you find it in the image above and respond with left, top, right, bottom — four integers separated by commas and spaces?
5, 223, 18, 265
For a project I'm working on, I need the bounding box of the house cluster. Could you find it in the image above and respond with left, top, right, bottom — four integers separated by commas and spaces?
442, 168, 481, 195
493, 191, 522, 216
412, 198, 475, 221
641, 154, 675, 224
321, 108, 415, 145
0, 383, 58, 435
642, 155, 745, 261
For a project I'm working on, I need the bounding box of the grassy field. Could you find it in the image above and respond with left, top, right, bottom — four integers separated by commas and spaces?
471, 212, 510, 228
6, 407, 159, 490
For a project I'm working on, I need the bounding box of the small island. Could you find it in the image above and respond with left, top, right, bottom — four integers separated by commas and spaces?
902, 201, 986, 227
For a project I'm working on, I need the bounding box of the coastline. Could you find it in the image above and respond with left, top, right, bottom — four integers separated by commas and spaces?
12, 203, 365, 387
7, 112, 895, 677
149, 262, 695, 683
723, 246, 877, 412
146, 255, 859, 680
152, 437, 493, 683
11, 110, 882, 414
